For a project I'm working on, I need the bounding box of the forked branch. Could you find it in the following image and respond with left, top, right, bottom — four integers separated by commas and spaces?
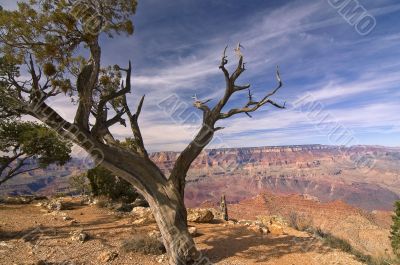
192, 94, 212, 121
122, 94, 148, 158
92, 62, 133, 143
169, 45, 286, 195
219, 66, 285, 119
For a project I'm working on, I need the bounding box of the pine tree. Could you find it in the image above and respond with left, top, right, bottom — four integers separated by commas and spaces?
390, 201, 400, 257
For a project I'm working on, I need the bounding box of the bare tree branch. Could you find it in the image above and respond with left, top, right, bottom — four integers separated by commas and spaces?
0, 156, 32, 186
99, 61, 132, 106
234, 83, 251, 92
91, 61, 132, 142
169, 46, 286, 196
0, 152, 24, 176
219, 45, 229, 81
123, 94, 148, 158
74, 41, 101, 131
28, 54, 42, 101
192, 95, 212, 121
219, 66, 284, 119
105, 110, 126, 128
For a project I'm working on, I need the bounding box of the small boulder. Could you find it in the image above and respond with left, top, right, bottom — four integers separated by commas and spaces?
257, 215, 286, 226
131, 207, 155, 225
71, 231, 89, 243
131, 197, 149, 208
157, 254, 166, 263
268, 223, 284, 236
116, 203, 133, 212
78, 232, 88, 242
260, 227, 269, 234
98, 251, 118, 263
147, 230, 162, 240
248, 224, 263, 234
0, 241, 12, 248
256, 215, 286, 236
237, 220, 253, 226
47, 200, 66, 211
207, 208, 224, 220
256, 215, 271, 226
187, 208, 214, 223
188, 227, 197, 236
79, 196, 92, 206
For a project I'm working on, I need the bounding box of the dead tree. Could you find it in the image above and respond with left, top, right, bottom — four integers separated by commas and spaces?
2, 41, 284, 264
0, 1, 288, 262
220, 194, 228, 221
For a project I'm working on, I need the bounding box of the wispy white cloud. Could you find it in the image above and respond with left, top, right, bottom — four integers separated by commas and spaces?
298, 73, 400, 104
121, 1, 399, 150
8, 0, 400, 151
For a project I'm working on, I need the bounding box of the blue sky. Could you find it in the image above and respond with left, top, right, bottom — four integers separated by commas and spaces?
2, 0, 400, 151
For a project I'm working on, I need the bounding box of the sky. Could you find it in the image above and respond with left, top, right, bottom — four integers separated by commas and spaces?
2, 0, 400, 152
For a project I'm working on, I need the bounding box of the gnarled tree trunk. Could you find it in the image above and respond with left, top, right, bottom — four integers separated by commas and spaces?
99, 147, 204, 265
147, 189, 198, 265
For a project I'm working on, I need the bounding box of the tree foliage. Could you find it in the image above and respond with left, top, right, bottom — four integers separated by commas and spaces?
0, 0, 137, 106
68, 172, 91, 195
391, 201, 400, 257
87, 166, 138, 202
0, 120, 72, 185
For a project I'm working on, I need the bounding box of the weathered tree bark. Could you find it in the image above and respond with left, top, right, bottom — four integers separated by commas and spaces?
220, 195, 228, 221
148, 191, 198, 265
98, 147, 202, 265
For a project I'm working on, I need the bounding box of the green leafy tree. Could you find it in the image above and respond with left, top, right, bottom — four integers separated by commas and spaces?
87, 166, 138, 202
0, 120, 72, 185
68, 173, 91, 195
0, 1, 285, 264
391, 201, 400, 257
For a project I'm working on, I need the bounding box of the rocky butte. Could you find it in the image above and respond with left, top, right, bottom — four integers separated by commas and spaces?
2, 145, 400, 212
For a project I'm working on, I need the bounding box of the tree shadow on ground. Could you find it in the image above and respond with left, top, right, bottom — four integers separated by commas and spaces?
198, 225, 331, 263
0, 215, 134, 242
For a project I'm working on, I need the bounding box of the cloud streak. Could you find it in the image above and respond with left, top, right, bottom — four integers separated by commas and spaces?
2, 0, 399, 151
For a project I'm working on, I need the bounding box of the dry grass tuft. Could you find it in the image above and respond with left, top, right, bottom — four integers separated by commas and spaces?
121, 233, 166, 255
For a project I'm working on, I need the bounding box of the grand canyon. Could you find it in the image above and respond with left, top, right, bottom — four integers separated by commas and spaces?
2, 144, 399, 262
3, 145, 400, 212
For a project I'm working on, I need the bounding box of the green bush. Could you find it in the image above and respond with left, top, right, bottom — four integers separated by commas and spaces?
69, 173, 91, 195
391, 201, 400, 258
87, 166, 138, 203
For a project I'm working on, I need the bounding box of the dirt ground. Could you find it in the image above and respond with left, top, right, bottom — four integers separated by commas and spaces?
0, 199, 365, 265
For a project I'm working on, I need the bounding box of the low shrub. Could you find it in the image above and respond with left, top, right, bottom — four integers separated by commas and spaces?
288, 211, 313, 231
94, 195, 110, 208
312, 228, 393, 265
121, 233, 166, 255
0, 196, 32, 205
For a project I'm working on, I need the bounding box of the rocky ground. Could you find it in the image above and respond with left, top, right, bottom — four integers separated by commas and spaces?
0, 197, 368, 265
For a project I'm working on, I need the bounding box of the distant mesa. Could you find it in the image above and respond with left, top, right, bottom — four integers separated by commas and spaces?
2, 145, 400, 212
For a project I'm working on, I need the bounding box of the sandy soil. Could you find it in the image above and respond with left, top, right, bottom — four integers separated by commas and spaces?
0, 199, 365, 265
